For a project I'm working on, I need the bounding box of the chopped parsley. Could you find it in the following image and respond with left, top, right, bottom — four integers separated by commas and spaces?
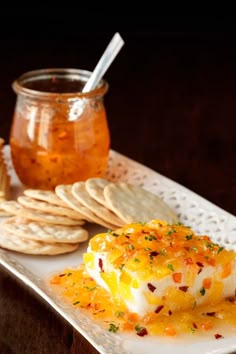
84, 286, 97, 291
167, 264, 174, 272
73, 301, 80, 305
107, 230, 119, 237
119, 264, 125, 271
166, 229, 175, 236
191, 247, 198, 252
204, 241, 214, 249
112, 233, 119, 237
115, 311, 124, 317
217, 246, 224, 254
108, 323, 119, 333
200, 287, 206, 296
159, 248, 166, 256
135, 324, 148, 336
145, 235, 157, 241
186, 234, 193, 240
135, 324, 145, 332
190, 327, 196, 334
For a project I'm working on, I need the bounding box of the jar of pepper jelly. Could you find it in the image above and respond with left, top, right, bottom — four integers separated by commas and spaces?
10, 68, 110, 190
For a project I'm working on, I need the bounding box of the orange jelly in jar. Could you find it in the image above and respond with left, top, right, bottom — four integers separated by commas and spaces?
10, 68, 110, 190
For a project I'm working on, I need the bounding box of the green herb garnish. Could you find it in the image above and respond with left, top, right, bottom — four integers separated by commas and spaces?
191, 247, 198, 252
115, 311, 124, 317
108, 230, 119, 237
84, 286, 97, 291
167, 229, 175, 236
186, 234, 193, 240
217, 246, 224, 254
144, 247, 151, 251
159, 248, 166, 256
73, 301, 80, 305
167, 264, 174, 271
119, 264, 125, 271
108, 323, 119, 333
200, 287, 206, 296
145, 235, 157, 241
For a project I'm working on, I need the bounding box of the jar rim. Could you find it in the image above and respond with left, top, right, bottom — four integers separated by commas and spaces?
12, 68, 109, 100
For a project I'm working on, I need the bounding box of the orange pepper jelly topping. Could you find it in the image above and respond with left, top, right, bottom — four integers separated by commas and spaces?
10, 69, 110, 190
49, 220, 236, 337
10, 107, 110, 189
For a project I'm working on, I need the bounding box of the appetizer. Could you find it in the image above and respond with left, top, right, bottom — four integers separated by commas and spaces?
50, 220, 236, 337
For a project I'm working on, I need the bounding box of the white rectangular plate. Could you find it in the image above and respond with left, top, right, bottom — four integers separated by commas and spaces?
1, 146, 236, 354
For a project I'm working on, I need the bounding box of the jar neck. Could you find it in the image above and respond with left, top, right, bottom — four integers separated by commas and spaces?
12, 68, 109, 102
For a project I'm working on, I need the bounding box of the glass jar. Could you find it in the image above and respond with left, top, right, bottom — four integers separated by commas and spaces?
10, 68, 110, 190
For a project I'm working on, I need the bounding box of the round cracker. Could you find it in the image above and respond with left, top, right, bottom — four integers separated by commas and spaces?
0, 228, 79, 255
55, 184, 94, 223
85, 178, 111, 208
55, 184, 118, 229
18, 195, 85, 221
0, 200, 84, 226
103, 183, 179, 224
72, 182, 124, 227
2, 216, 89, 244
0, 209, 12, 217
0, 200, 22, 215
23, 189, 68, 208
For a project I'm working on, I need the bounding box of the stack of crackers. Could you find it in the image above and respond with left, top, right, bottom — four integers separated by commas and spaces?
0, 190, 89, 256
0, 177, 178, 256
0, 138, 10, 215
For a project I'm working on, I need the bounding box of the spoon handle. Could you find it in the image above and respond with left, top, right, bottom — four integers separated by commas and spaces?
82, 32, 124, 93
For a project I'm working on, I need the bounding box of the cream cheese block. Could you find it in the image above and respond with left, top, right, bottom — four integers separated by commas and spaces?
84, 220, 236, 316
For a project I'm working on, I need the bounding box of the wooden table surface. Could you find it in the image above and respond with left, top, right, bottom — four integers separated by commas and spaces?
0, 23, 236, 354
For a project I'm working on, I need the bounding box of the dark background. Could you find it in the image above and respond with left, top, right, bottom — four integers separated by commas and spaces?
0, 15, 236, 353
1, 16, 235, 215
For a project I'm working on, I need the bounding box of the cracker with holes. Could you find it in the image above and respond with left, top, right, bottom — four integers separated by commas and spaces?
0, 138, 11, 201
0, 200, 84, 226
0, 209, 12, 217
72, 182, 124, 227
55, 184, 94, 223
85, 178, 111, 208
1, 216, 88, 244
103, 183, 179, 224
18, 195, 85, 221
56, 184, 118, 229
23, 189, 69, 208
0, 228, 79, 255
